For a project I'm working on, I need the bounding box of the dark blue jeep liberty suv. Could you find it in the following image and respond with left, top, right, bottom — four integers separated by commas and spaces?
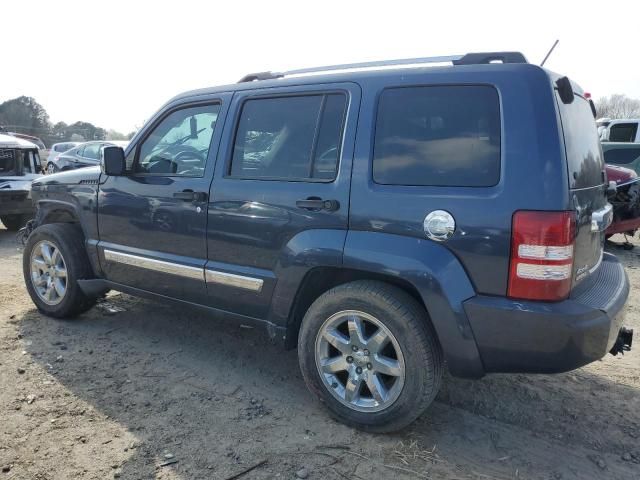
23, 51, 633, 432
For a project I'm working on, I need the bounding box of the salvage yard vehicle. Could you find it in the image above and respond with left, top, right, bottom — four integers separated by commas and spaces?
605, 164, 640, 242
600, 119, 640, 143
21, 51, 633, 432
0, 133, 42, 230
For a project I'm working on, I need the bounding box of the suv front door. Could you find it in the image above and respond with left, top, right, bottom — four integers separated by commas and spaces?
97, 95, 230, 303
205, 83, 360, 319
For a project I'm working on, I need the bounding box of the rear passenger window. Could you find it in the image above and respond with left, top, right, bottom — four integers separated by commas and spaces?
373, 86, 501, 186
230, 94, 346, 180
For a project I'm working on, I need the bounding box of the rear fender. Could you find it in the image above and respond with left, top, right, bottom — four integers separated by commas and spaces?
343, 230, 484, 378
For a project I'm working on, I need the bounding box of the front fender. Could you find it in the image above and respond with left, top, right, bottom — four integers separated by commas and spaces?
33, 186, 101, 276
343, 231, 484, 378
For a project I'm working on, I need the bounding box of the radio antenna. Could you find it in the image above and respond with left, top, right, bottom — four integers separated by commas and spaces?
540, 39, 559, 67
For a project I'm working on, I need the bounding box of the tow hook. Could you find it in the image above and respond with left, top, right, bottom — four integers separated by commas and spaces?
610, 327, 634, 356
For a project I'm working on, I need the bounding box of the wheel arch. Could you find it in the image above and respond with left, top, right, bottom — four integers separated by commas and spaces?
285, 231, 486, 378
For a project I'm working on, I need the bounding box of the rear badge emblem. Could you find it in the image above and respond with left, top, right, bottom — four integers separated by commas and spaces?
424, 210, 455, 242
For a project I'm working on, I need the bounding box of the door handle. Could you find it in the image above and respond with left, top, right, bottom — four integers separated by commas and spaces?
296, 197, 340, 212
173, 190, 208, 202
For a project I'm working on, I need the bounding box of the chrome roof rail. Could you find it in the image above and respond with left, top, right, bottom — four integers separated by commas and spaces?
238, 51, 528, 82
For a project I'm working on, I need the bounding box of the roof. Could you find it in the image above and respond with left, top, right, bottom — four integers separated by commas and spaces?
0, 133, 38, 149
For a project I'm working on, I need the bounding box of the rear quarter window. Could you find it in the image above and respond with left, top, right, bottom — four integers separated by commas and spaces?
555, 95, 604, 189
373, 85, 501, 187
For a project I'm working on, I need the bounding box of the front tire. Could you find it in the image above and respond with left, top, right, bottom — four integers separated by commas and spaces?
23, 223, 97, 318
298, 280, 443, 432
1, 214, 29, 231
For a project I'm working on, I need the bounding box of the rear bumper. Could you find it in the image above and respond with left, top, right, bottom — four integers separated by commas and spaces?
464, 253, 629, 374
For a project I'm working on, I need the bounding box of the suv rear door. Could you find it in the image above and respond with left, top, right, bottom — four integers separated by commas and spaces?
555, 88, 609, 285
204, 82, 360, 319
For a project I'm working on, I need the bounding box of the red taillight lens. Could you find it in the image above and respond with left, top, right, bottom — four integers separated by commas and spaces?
508, 211, 575, 301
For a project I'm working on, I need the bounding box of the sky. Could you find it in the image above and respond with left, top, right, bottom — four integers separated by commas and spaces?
3, 0, 640, 133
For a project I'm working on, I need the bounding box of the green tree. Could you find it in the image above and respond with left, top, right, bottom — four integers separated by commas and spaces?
0, 96, 51, 137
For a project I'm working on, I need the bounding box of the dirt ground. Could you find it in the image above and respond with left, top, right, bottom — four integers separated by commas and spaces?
0, 225, 638, 480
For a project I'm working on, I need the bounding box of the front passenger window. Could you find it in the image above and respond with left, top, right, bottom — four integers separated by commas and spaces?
135, 104, 221, 176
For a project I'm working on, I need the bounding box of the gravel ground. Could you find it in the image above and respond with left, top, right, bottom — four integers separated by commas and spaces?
0, 225, 638, 480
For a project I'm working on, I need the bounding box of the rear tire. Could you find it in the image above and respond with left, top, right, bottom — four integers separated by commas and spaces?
298, 280, 443, 432
1, 214, 29, 231
23, 223, 97, 318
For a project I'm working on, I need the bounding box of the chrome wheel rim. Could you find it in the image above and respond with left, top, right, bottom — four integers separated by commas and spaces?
315, 310, 405, 412
30, 240, 68, 305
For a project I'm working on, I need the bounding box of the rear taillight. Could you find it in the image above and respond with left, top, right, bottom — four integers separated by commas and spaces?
508, 211, 575, 301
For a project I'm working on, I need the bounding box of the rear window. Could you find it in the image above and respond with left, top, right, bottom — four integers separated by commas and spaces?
54, 143, 74, 152
603, 147, 640, 165
555, 95, 604, 189
609, 123, 639, 142
373, 85, 501, 187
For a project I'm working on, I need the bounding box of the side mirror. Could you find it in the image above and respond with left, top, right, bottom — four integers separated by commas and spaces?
101, 146, 126, 176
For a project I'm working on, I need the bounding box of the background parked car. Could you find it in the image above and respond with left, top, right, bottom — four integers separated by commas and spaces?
46, 140, 128, 173
45, 142, 80, 173
602, 142, 640, 175
600, 119, 640, 142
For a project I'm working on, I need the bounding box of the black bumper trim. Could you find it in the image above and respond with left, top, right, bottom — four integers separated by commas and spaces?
464, 253, 629, 374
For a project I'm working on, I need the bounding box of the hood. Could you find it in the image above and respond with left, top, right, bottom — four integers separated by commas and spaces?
0, 133, 38, 149
32, 166, 101, 188
606, 163, 637, 184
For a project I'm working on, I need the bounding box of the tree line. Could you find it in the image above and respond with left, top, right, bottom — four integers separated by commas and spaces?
0, 96, 135, 147
595, 94, 640, 119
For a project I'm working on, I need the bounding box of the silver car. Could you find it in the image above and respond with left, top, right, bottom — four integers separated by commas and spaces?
46, 141, 128, 173
45, 142, 80, 173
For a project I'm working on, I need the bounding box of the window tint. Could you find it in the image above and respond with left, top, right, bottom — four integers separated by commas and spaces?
135, 104, 220, 176
373, 86, 501, 186
82, 143, 101, 160
230, 94, 346, 180
75, 146, 84, 157
604, 147, 640, 165
609, 123, 639, 142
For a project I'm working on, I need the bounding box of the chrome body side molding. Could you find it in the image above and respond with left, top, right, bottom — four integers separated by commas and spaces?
103, 249, 264, 292
205, 269, 264, 292
103, 249, 204, 281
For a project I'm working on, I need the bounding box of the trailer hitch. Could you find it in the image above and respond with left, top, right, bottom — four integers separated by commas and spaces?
610, 327, 633, 356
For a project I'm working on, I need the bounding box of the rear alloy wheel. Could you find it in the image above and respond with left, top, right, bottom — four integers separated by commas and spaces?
298, 281, 443, 432
315, 310, 405, 412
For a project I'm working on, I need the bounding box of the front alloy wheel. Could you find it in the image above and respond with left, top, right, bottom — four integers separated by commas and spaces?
315, 310, 405, 412
30, 240, 68, 305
